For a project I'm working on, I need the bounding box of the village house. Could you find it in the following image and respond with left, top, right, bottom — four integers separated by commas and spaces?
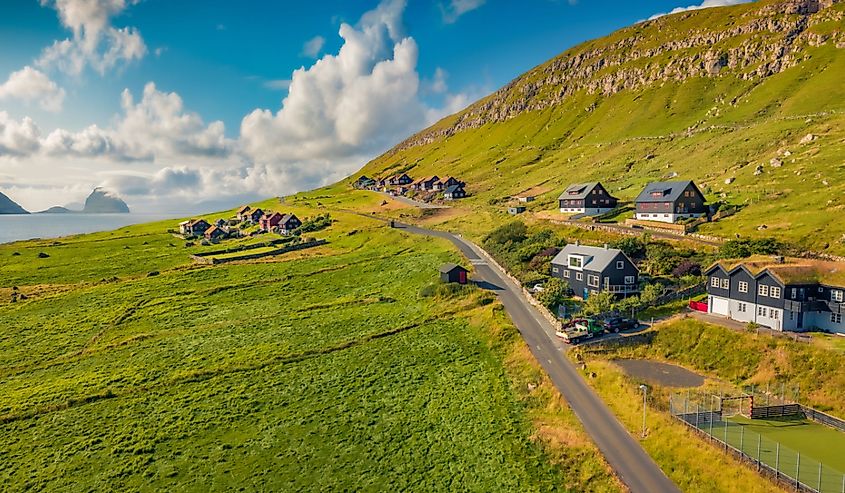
440, 177, 463, 188
278, 213, 302, 235
235, 205, 252, 222
558, 182, 618, 215
412, 175, 440, 191
634, 180, 707, 224
179, 219, 211, 237
245, 208, 264, 224
204, 225, 227, 241
705, 257, 845, 334
440, 263, 469, 284
508, 206, 526, 215
387, 173, 413, 186
550, 243, 639, 299
443, 184, 466, 200
353, 175, 376, 189
259, 212, 284, 231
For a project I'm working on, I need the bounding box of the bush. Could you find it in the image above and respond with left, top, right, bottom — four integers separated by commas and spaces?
536, 278, 570, 311
672, 260, 701, 277
583, 291, 615, 316
719, 237, 782, 258
484, 221, 528, 248
609, 237, 646, 259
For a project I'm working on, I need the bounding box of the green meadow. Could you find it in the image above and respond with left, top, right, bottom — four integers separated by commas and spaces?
0, 202, 616, 492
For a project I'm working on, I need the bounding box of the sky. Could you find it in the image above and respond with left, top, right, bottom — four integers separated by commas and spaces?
0, 0, 752, 213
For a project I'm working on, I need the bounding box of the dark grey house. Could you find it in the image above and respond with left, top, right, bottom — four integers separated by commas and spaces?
705, 258, 845, 333
440, 263, 469, 284
558, 182, 618, 215
634, 180, 707, 224
443, 184, 466, 200
550, 243, 639, 299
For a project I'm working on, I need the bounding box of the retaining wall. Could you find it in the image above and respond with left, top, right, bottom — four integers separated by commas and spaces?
192, 240, 327, 265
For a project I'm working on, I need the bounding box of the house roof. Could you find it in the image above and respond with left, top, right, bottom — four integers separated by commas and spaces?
439, 263, 467, 274
634, 180, 699, 203
205, 225, 223, 236
558, 182, 600, 200
280, 213, 299, 225
706, 256, 845, 287
262, 212, 282, 221
551, 244, 632, 273
236, 205, 251, 214
444, 184, 464, 194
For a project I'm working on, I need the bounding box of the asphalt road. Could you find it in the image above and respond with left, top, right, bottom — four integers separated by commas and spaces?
396, 222, 680, 493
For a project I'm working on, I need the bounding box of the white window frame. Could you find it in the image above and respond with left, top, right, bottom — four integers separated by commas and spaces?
833, 290, 844, 303
770, 287, 781, 299
587, 275, 600, 288
624, 275, 635, 285
738, 302, 746, 313
758, 306, 766, 316
552, 267, 559, 273
791, 288, 797, 299
576, 272, 583, 281
720, 279, 729, 289
568, 255, 583, 270
771, 309, 779, 320
832, 313, 842, 324
819, 286, 824, 293
759, 285, 770, 297
563, 270, 570, 279
711, 277, 720, 288
738, 281, 748, 293
616, 260, 624, 270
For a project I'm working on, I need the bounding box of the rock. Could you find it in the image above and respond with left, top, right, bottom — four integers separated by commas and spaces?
724, 177, 735, 184
147, 271, 160, 277
823, 179, 830, 186
668, 171, 679, 178
783, 150, 792, 157
11, 252, 20, 256
527, 383, 538, 392
770, 158, 783, 167
37, 252, 49, 258
754, 165, 764, 176
800, 133, 815, 144
757, 225, 768, 230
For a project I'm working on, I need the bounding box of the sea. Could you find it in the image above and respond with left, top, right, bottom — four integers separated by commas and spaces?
0, 213, 179, 244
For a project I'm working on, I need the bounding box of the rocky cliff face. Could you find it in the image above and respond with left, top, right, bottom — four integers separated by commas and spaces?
0, 192, 28, 214
391, 0, 844, 152
82, 188, 130, 214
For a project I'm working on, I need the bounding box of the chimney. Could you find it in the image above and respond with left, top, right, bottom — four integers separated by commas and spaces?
575, 240, 580, 246
604, 243, 609, 250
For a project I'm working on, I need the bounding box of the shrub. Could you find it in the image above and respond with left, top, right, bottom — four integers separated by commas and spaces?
610, 237, 646, 259
484, 221, 527, 248
536, 278, 570, 311
672, 260, 701, 277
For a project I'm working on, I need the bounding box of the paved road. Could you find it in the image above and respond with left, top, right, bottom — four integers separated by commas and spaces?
395, 222, 680, 493
378, 191, 450, 209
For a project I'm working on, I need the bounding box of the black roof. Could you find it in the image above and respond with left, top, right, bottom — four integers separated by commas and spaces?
439, 263, 467, 274
634, 180, 701, 203
444, 184, 464, 194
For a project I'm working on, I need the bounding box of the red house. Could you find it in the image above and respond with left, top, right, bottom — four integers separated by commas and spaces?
259, 212, 283, 231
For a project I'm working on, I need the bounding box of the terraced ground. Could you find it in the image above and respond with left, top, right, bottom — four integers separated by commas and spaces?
0, 197, 617, 492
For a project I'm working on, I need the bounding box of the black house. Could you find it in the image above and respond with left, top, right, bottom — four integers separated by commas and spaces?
634, 180, 707, 224
705, 257, 845, 333
550, 243, 639, 299
440, 263, 469, 284
443, 184, 466, 200
558, 182, 618, 215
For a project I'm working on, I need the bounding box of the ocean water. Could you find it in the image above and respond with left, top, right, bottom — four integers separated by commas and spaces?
0, 213, 178, 244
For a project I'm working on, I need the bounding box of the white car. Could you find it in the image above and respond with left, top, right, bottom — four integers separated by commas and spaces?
531, 284, 545, 293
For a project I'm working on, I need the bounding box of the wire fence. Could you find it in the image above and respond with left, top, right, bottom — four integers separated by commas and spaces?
670, 394, 845, 493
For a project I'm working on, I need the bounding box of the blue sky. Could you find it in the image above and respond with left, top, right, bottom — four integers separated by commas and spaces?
0, 0, 750, 212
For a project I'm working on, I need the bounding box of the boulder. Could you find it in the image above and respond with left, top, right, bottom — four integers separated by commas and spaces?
724, 177, 735, 185
800, 133, 815, 144
770, 158, 783, 167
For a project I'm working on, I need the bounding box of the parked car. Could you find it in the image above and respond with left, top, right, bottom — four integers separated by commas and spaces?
531, 284, 545, 293
602, 317, 639, 333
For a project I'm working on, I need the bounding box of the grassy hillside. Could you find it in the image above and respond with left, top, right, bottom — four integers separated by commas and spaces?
0, 197, 618, 491
355, 0, 845, 254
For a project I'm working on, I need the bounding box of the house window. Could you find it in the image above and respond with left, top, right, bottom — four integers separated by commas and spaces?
757, 306, 766, 316
771, 309, 779, 320
720, 279, 729, 289
576, 272, 583, 281
759, 285, 770, 297
738, 281, 748, 293
819, 286, 824, 293
625, 275, 635, 284
770, 287, 781, 299
833, 290, 844, 302
617, 260, 624, 270
832, 313, 842, 324
568, 256, 583, 269
738, 303, 746, 313
711, 277, 720, 288
587, 275, 600, 287
552, 267, 559, 273
564, 270, 570, 279
791, 288, 797, 299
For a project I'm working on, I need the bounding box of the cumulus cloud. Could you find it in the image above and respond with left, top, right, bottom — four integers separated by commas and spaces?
301, 35, 325, 58
37, 0, 147, 75
648, 0, 753, 20
0, 66, 66, 112
0, 112, 43, 157
440, 0, 486, 24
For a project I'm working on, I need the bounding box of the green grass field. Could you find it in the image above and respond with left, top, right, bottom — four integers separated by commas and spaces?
0, 200, 617, 492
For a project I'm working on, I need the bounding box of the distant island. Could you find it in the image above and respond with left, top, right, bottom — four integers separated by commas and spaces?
37, 188, 131, 214
0, 192, 29, 215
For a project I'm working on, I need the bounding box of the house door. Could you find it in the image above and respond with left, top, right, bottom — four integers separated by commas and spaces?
458, 271, 466, 284
583, 287, 589, 299
797, 312, 804, 330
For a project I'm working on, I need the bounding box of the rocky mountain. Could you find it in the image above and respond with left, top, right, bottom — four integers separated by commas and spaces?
358, 0, 845, 254
0, 192, 28, 215
82, 188, 130, 214
38, 206, 73, 214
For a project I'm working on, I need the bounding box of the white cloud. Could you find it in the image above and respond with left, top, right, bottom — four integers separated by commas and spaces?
263, 79, 292, 91
0, 66, 66, 112
37, 0, 147, 75
301, 35, 325, 58
440, 0, 486, 24
0, 112, 42, 157
648, 0, 753, 20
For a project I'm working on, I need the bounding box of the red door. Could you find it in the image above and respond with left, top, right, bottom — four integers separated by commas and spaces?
458, 271, 466, 284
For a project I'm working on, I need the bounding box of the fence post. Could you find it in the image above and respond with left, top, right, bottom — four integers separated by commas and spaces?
818, 462, 823, 493
740, 425, 744, 455
776, 443, 780, 479
724, 418, 729, 451
796, 452, 800, 489
695, 402, 700, 429
757, 434, 762, 472
710, 395, 715, 438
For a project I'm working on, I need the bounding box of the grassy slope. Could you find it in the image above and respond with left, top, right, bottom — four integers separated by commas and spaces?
0, 195, 618, 492
354, 3, 845, 254
587, 317, 845, 416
